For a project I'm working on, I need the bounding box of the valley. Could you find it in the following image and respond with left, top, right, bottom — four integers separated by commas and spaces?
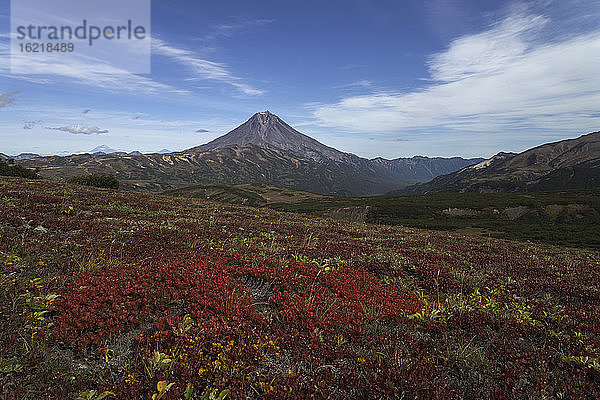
163, 183, 600, 249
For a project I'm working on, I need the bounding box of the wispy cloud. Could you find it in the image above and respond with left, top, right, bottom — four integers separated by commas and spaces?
0, 38, 175, 95
200, 19, 274, 42
333, 80, 373, 90
1, 29, 260, 97
0, 89, 19, 108
312, 12, 600, 135
47, 124, 109, 134
427, 14, 547, 82
152, 38, 263, 95
1, 102, 241, 156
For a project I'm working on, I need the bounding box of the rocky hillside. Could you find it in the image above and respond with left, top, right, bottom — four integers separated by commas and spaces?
397, 131, 600, 193
21, 145, 390, 195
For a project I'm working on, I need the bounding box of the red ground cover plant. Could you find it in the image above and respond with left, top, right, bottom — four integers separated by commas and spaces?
1, 177, 599, 399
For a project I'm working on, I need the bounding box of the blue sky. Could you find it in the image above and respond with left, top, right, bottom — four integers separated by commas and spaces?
0, 0, 599, 158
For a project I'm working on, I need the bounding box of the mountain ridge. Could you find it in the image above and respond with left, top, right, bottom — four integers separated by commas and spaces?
18, 111, 483, 195
187, 111, 482, 185
396, 131, 600, 194
21, 144, 394, 195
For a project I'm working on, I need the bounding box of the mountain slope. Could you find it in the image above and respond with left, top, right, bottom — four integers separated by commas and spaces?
12, 153, 41, 161
90, 145, 119, 155
398, 131, 600, 194
18, 111, 481, 195
372, 156, 484, 182
20, 145, 397, 195
189, 111, 350, 164
187, 111, 412, 191
164, 183, 330, 207
188, 111, 481, 188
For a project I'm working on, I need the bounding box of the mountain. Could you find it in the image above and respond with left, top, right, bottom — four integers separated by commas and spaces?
158, 149, 172, 154
90, 145, 118, 155
190, 111, 357, 164
18, 112, 481, 195
12, 153, 41, 161
192, 111, 481, 173
371, 155, 484, 182
20, 145, 384, 194
88, 146, 145, 157
0, 152, 43, 161
397, 131, 600, 194
186, 111, 481, 190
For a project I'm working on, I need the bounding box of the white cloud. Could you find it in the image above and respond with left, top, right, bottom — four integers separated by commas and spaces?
1, 35, 258, 96
0, 38, 175, 94
427, 14, 547, 82
0, 89, 19, 108
333, 80, 374, 90
201, 19, 274, 42
152, 38, 263, 95
47, 124, 109, 134
312, 12, 600, 135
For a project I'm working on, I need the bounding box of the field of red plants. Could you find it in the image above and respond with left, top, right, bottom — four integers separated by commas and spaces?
1, 176, 600, 399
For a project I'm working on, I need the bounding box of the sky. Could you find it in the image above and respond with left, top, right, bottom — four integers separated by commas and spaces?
0, 0, 599, 159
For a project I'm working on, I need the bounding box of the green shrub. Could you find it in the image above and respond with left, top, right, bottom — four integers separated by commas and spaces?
0, 160, 40, 179
67, 174, 119, 189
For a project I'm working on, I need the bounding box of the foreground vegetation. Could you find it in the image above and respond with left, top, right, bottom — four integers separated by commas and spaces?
266, 189, 600, 249
0, 160, 40, 180
165, 184, 600, 249
2, 176, 600, 399
67, 174, 120, 189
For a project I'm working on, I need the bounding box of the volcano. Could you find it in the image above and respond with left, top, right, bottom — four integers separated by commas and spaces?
187, 111, 354, 164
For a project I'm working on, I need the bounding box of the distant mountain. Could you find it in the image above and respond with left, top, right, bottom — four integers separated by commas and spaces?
371, 155, 484, 182
13, 153, 41, 161
87, 146, 145, 157
90, 145, 118, 155
158, 149, 172, 154
397, 132, 600, 194
18, 112, 481, 195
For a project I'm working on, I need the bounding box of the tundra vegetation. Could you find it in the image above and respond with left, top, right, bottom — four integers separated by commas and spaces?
1, 176, 599, 399
66, 174, 120, 189
0, 160, 40, 180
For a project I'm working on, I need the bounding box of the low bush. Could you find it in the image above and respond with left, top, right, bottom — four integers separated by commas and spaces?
0, 160, 40, 179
